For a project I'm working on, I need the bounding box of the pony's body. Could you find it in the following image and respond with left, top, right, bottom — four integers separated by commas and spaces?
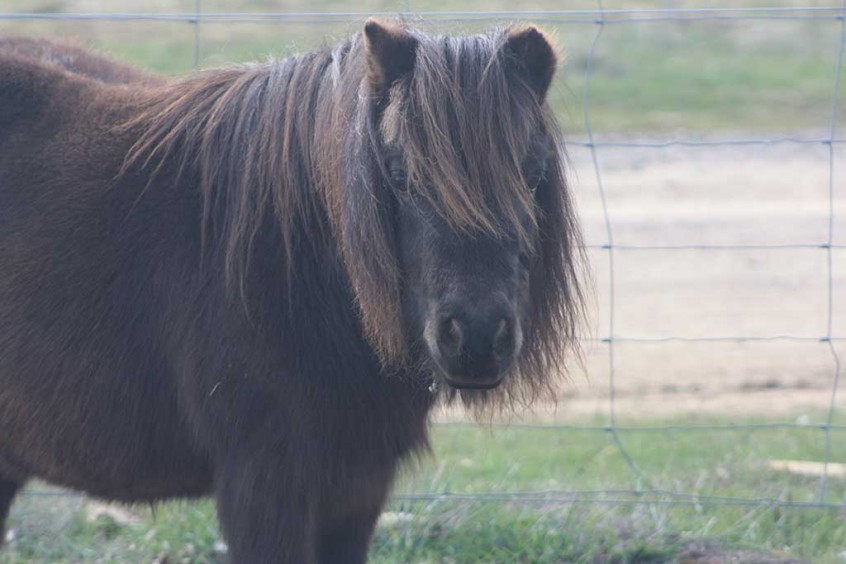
0, 23, 582, 563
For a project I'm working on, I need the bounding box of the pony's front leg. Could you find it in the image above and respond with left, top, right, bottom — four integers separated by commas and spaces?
315, 464, 397, 564
317, 506, 383, 564
215, 456, 318, 564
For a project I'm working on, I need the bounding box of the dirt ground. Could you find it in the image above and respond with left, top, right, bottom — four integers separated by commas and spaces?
474, 133, 846, 422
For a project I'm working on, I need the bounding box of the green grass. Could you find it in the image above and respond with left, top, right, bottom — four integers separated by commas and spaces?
4, 415, 845, 563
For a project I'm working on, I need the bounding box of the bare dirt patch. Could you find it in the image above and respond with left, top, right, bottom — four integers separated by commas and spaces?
452, 135, 846, 422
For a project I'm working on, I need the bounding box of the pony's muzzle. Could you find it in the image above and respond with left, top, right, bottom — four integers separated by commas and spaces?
427, 305, 522, 389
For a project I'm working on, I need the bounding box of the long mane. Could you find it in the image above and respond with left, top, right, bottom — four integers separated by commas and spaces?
122, 24, 585, 413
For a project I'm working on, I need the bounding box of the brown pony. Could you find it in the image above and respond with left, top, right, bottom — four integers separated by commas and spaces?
0, 20, 583, 563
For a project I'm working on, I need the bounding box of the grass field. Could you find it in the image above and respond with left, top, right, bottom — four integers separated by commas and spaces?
4, 415, 845, 563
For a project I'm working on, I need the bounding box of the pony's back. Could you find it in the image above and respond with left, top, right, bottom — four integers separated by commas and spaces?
0, 37, 159, 85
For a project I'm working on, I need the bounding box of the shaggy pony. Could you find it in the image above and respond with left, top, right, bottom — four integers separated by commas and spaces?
0, 20, 583, 563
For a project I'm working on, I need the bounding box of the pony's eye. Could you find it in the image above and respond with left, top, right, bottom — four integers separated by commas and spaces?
387, 157, 408, 192
527, 168, 546, 195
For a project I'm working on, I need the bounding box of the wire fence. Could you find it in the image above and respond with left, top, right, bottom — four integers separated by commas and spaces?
4, 3, 845, 515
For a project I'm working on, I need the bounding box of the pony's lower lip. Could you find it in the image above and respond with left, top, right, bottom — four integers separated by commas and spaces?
443, 376, 504, 390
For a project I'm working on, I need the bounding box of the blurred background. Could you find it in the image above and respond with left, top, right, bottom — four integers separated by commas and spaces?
1, 1, 844, 562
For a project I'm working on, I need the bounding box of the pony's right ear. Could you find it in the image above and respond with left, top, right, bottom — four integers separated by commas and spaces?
503, 25, 558, 102
363, 18, 417, 95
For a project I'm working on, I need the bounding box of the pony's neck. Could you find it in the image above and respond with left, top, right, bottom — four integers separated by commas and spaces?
127, 39, 365, 289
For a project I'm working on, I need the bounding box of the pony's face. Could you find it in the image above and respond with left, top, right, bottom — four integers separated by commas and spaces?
341, 20, 582, 399
391, 153, 542, 389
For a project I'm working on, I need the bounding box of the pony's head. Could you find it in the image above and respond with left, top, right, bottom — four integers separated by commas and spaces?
336, 20, 584, 405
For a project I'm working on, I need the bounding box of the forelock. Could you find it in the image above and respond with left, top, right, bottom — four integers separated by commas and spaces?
378, 29, 552, 243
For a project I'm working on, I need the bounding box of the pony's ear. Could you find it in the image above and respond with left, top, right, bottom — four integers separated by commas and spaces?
503, 25, 558, 102
363, 18, 417, 95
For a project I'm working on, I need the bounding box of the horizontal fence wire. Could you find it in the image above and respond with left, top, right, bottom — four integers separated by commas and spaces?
435, 421, 846, 432
593, 336, 846, 343
1, 7, 846, 25
18, 488, 846, 510
585, 244, 846, 250
391, 490, 846, 510
569, 137, 846, 147
8, 4, 846, 514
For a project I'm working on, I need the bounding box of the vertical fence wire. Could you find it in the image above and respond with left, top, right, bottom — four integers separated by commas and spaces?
582, 0, 646, 491
193, 0, 202, 69
820, 0, 846, 504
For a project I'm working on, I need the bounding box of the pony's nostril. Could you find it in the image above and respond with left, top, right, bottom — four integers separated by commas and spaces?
492, 317, 515, 359
437, 317, 463, 358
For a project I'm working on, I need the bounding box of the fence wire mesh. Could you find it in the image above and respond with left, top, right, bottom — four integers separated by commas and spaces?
3, 3, 845, 514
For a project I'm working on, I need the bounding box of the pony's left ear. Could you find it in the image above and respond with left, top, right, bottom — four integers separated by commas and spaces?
363, 18, 418, 95
504, 25, 558, 102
